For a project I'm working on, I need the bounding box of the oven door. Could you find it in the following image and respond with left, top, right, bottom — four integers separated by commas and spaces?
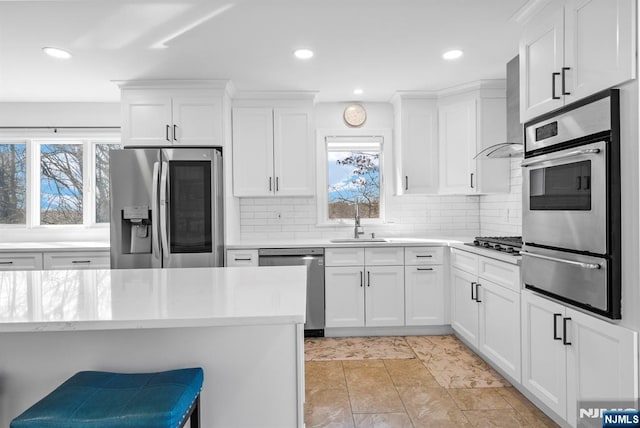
521, 246, 609, 314
522, 140, 607, 254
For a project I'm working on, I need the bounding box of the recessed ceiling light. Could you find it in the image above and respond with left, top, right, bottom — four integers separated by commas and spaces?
42, 47, 72, 59
442, 49, 463, 60
294, 49, 314, 60
353, 88, 363, 95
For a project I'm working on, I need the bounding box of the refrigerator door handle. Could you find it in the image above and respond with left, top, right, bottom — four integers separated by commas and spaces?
159, 161, 169, 259
151, 162, 161, 259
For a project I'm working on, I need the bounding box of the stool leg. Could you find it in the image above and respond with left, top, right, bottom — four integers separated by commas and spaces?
190, 395, 200, 428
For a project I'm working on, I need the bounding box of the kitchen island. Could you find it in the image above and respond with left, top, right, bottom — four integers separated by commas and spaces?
0, 266, 307, 428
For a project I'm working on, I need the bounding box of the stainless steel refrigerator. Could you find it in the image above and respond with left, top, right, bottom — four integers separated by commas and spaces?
109, 147, 224, 269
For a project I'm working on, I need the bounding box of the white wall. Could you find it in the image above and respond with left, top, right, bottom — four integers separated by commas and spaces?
478, 158, 522, 237
237, 101, 481, 242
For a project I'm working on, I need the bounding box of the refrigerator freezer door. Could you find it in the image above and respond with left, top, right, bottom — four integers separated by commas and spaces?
161, 148, 224, 268
110, 149, 162, 269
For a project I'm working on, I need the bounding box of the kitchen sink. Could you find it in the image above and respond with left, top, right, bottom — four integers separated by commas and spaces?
329, 238, 389, 243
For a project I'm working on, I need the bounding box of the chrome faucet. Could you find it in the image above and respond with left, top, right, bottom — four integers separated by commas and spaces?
354, 197, 365, 239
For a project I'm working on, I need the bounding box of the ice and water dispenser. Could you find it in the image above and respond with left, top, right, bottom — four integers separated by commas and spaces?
120, 206, 152, 254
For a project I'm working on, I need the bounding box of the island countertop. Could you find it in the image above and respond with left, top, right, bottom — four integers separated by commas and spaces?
0, 266, 307, 332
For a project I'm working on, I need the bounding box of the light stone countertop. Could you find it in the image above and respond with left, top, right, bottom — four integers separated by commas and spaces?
0, 241, 110, 252
0, 266, 307, 332
226, 237, 467, 249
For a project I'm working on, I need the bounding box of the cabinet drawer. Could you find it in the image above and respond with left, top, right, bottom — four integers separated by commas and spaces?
405, 247, 443, 265
226, 249, 258, 267
451, 248, 478, 274
0, 253, 43, 271
43, 251, 110, 270
478, 256, 520, 292
325, 248, 365, 266
365, 247, 404, 266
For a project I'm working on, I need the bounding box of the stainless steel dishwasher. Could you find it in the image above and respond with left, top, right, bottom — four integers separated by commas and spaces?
258, 248, 324, 337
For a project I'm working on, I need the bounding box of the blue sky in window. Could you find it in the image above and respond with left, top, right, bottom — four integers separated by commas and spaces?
327, 151, 380, 202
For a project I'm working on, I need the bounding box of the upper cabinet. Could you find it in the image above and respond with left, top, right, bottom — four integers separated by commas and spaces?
232, 97, 314, 197
118, 80, 230, 147
519, 0, 636, 122
391, 94, 439, 195
438, 82, 510, 195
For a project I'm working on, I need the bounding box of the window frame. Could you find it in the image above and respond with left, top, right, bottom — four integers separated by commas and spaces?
316, 128, 392, 226
0, 130, 120, 231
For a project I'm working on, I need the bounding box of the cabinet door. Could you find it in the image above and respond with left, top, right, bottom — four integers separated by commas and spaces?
438, 99, 477, 194
565, 307, 638, 427
521, 291, 567, 419
273, 108, 314, 196
232, 107, 275, 197
172, 96, 222, 146
478, 280, 521, 382
365, 266, 404, 327
399, 100, 438, 194
325, 267, 365, 327
0, 253, 43, 270
121, 93, 173, 146
564, 0, 636, 103
450, 267, 479, 346
405, 265, 444, 326
519, 5, 565, 122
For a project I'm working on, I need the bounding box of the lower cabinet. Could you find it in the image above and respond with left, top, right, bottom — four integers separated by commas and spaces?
325, 264, 405, 328
43, 251, 110, 270
521, 290, 638, 427
450, 248, 521, 383
405, 265, 444, 325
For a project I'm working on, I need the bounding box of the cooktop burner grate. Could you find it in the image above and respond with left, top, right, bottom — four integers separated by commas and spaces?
465, 236, 523, 255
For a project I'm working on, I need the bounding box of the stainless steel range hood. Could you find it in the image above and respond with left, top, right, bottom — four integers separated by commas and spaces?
474, 56, 523, 159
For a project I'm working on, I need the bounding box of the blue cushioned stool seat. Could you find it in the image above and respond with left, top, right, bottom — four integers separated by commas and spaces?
10, 368, 203, 428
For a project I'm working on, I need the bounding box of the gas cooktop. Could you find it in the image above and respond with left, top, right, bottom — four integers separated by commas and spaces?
465, 236, 522, 255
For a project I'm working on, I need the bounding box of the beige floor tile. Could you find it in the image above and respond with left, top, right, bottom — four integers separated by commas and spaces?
463, 409, 530, 427
516, 408, 560, 428
305, 387, 355, 428
425, 358, 510, 388
447, 387, 512, 410
306, 336, 416, 361
342, 359, 386, 369
404, 336, 437, 362
384, 359, 440, 388
306, 361, 347, 390
397, 386, 472, 428
495, 387, 539, 413
344, 366, 405, 413
352, 412, 414, 428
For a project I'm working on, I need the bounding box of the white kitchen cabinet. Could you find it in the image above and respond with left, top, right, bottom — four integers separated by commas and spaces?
43, 251, 110, 270
405, 247, 445, 326
450, 248, 521, 382
226, 249, 259, 267
391, 94, 439, 194
438, 85, 510, 194
521, 290, 638, 427
0, 253, 43, 271
119, 80, 228, 147
324, 247, 404, 328
519, 0, 636, 122
232, 106, 313, 197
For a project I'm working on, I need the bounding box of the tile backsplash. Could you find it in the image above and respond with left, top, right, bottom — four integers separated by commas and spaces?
238, 160, 522, 242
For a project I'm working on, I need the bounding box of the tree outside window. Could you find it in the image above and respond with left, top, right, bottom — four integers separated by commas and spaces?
0, 143, 26, 224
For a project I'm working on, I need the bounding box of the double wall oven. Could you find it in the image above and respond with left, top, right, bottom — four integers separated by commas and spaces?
521, 89, 621, 319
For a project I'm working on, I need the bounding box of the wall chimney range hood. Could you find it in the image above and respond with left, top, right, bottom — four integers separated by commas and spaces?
474, 55, 523, 159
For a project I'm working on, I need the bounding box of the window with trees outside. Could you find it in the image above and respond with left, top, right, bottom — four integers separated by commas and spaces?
324, 136, 383, 222
0, 133, 121, 228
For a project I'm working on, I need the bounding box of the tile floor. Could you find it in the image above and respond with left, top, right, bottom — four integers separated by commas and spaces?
304, 335, 559, 428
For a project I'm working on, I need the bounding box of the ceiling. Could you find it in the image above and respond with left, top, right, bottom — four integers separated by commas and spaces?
0, 0, 529, 103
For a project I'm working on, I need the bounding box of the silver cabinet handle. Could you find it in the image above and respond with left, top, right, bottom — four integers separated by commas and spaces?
71, 260, 91, 264
417, 268, 433, 271
520, 251, 601, 269
234, 258, 252, 262
521, 148, 600, 167
416, 255, 433, 258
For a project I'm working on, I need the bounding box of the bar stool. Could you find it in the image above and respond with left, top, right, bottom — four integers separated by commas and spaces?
10, 367, 203, 428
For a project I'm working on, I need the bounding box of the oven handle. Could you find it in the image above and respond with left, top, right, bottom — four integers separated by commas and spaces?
520, 148, 601, 168
519, 251, 601, 269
